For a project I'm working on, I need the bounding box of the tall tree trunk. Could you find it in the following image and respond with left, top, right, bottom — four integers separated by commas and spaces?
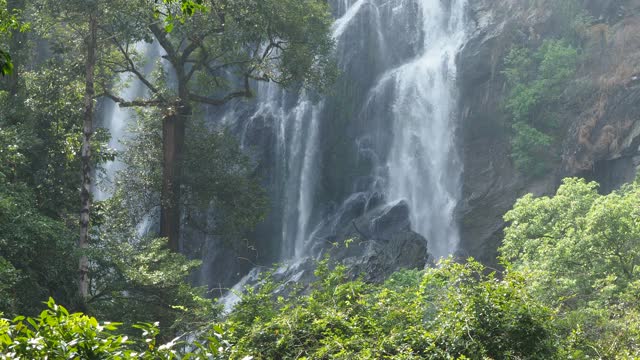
160, 99, 190, 252
79, 15, 97, 299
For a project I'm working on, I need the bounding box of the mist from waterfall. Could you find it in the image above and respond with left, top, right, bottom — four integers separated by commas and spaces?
94, 76, 139, 202
95, 42, 161, 202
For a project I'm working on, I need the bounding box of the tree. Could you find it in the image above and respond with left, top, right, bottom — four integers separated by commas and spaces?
500, 177, 640, 357
37, 0, 100, 301
31, 0, 147, 301
78, 11, 98, 301
103, 0, 335, 251
0, 161, 77, 316
0, 55, 96, 314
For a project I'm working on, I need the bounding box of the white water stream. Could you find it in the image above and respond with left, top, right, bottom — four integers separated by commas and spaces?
220, 0, 468, 310
380, 0, 467, 258
278, 0, 469, 259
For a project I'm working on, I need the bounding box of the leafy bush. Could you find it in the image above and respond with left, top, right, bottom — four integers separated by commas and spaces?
224, 258, 563, 359
5, 173, 640, 360
0, 298, 229, 359
0, 179, 78, 317
510, 121, 554, 177
87, 233, 217, 340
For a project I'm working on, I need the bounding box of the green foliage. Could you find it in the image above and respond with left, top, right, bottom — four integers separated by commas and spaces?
0, 49, 94, 316
0, 180, 78, 316
547, 0, 594, 42
0, 0, 309, 347
4, 174, 640, 359
149, 0, 336, 95
0, 0, 28, 76
510, 122, 554, 177
0, 48, 12, 76
0, 53, 112, 217
503, 39, 578, 176
505, 39, 578, 126
108, 108, 268, 246
156, 0, 205, 32
501, 177, 640, 357
0, 298, 229, 359
91, 191, 218, 338
162, 0, 204, 16
0, 9, 204, 333
183, 120, 268, 239
224, 258, 562, 359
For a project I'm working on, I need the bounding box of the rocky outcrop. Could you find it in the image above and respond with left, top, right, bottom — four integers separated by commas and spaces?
284, 199, 428, 285
563, 4, 640, 190
457, 0, 640, 264
219, 200, 429, 310
312, 200, 429, 282
211, 0, 640, 296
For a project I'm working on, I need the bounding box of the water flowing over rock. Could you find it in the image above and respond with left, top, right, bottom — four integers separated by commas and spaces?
93, 0, 640, 305
212, 0, 470, 295
220, 200, 428, 313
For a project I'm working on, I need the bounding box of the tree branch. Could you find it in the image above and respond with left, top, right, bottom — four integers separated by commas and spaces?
101, 92, 166, 108
189, 75, 253, 106
150, 23, 179, 64
111, 38, 164, 98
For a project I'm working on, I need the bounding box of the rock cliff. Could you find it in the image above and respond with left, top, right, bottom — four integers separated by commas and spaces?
458, 0, 640, 264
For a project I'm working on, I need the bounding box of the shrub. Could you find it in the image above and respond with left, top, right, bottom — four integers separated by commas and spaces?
501, 177, 640, 358
224, 258, 563, 359
0, 298, 229, 359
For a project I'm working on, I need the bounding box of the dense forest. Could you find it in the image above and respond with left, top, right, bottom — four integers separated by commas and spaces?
1, 0, 640, 359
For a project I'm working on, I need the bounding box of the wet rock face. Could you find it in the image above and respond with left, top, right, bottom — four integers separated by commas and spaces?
220, 201, 428, 309
317, 201, 429, 283
456, 0, 524, 265
279, 202, 427, 284
216, 0, 640, 296
306, 199, 428, 282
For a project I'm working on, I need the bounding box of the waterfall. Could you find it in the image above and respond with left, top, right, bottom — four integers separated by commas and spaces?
379, 0, 467, 258
94, 73, 140, 202
208, 0, 472, 306
326, 0, 468, 259
231, 0, 469, 264
238, 1, 376, 260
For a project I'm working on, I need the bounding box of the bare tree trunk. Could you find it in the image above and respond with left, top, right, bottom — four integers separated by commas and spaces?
79, 15, 97, 299
160, 100, 189, 252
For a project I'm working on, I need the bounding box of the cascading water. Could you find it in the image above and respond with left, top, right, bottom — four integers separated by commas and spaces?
95, 74, 140, 202
374, 0, 467, 258
212, 0, 470, 302
250, 0, 469, 261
